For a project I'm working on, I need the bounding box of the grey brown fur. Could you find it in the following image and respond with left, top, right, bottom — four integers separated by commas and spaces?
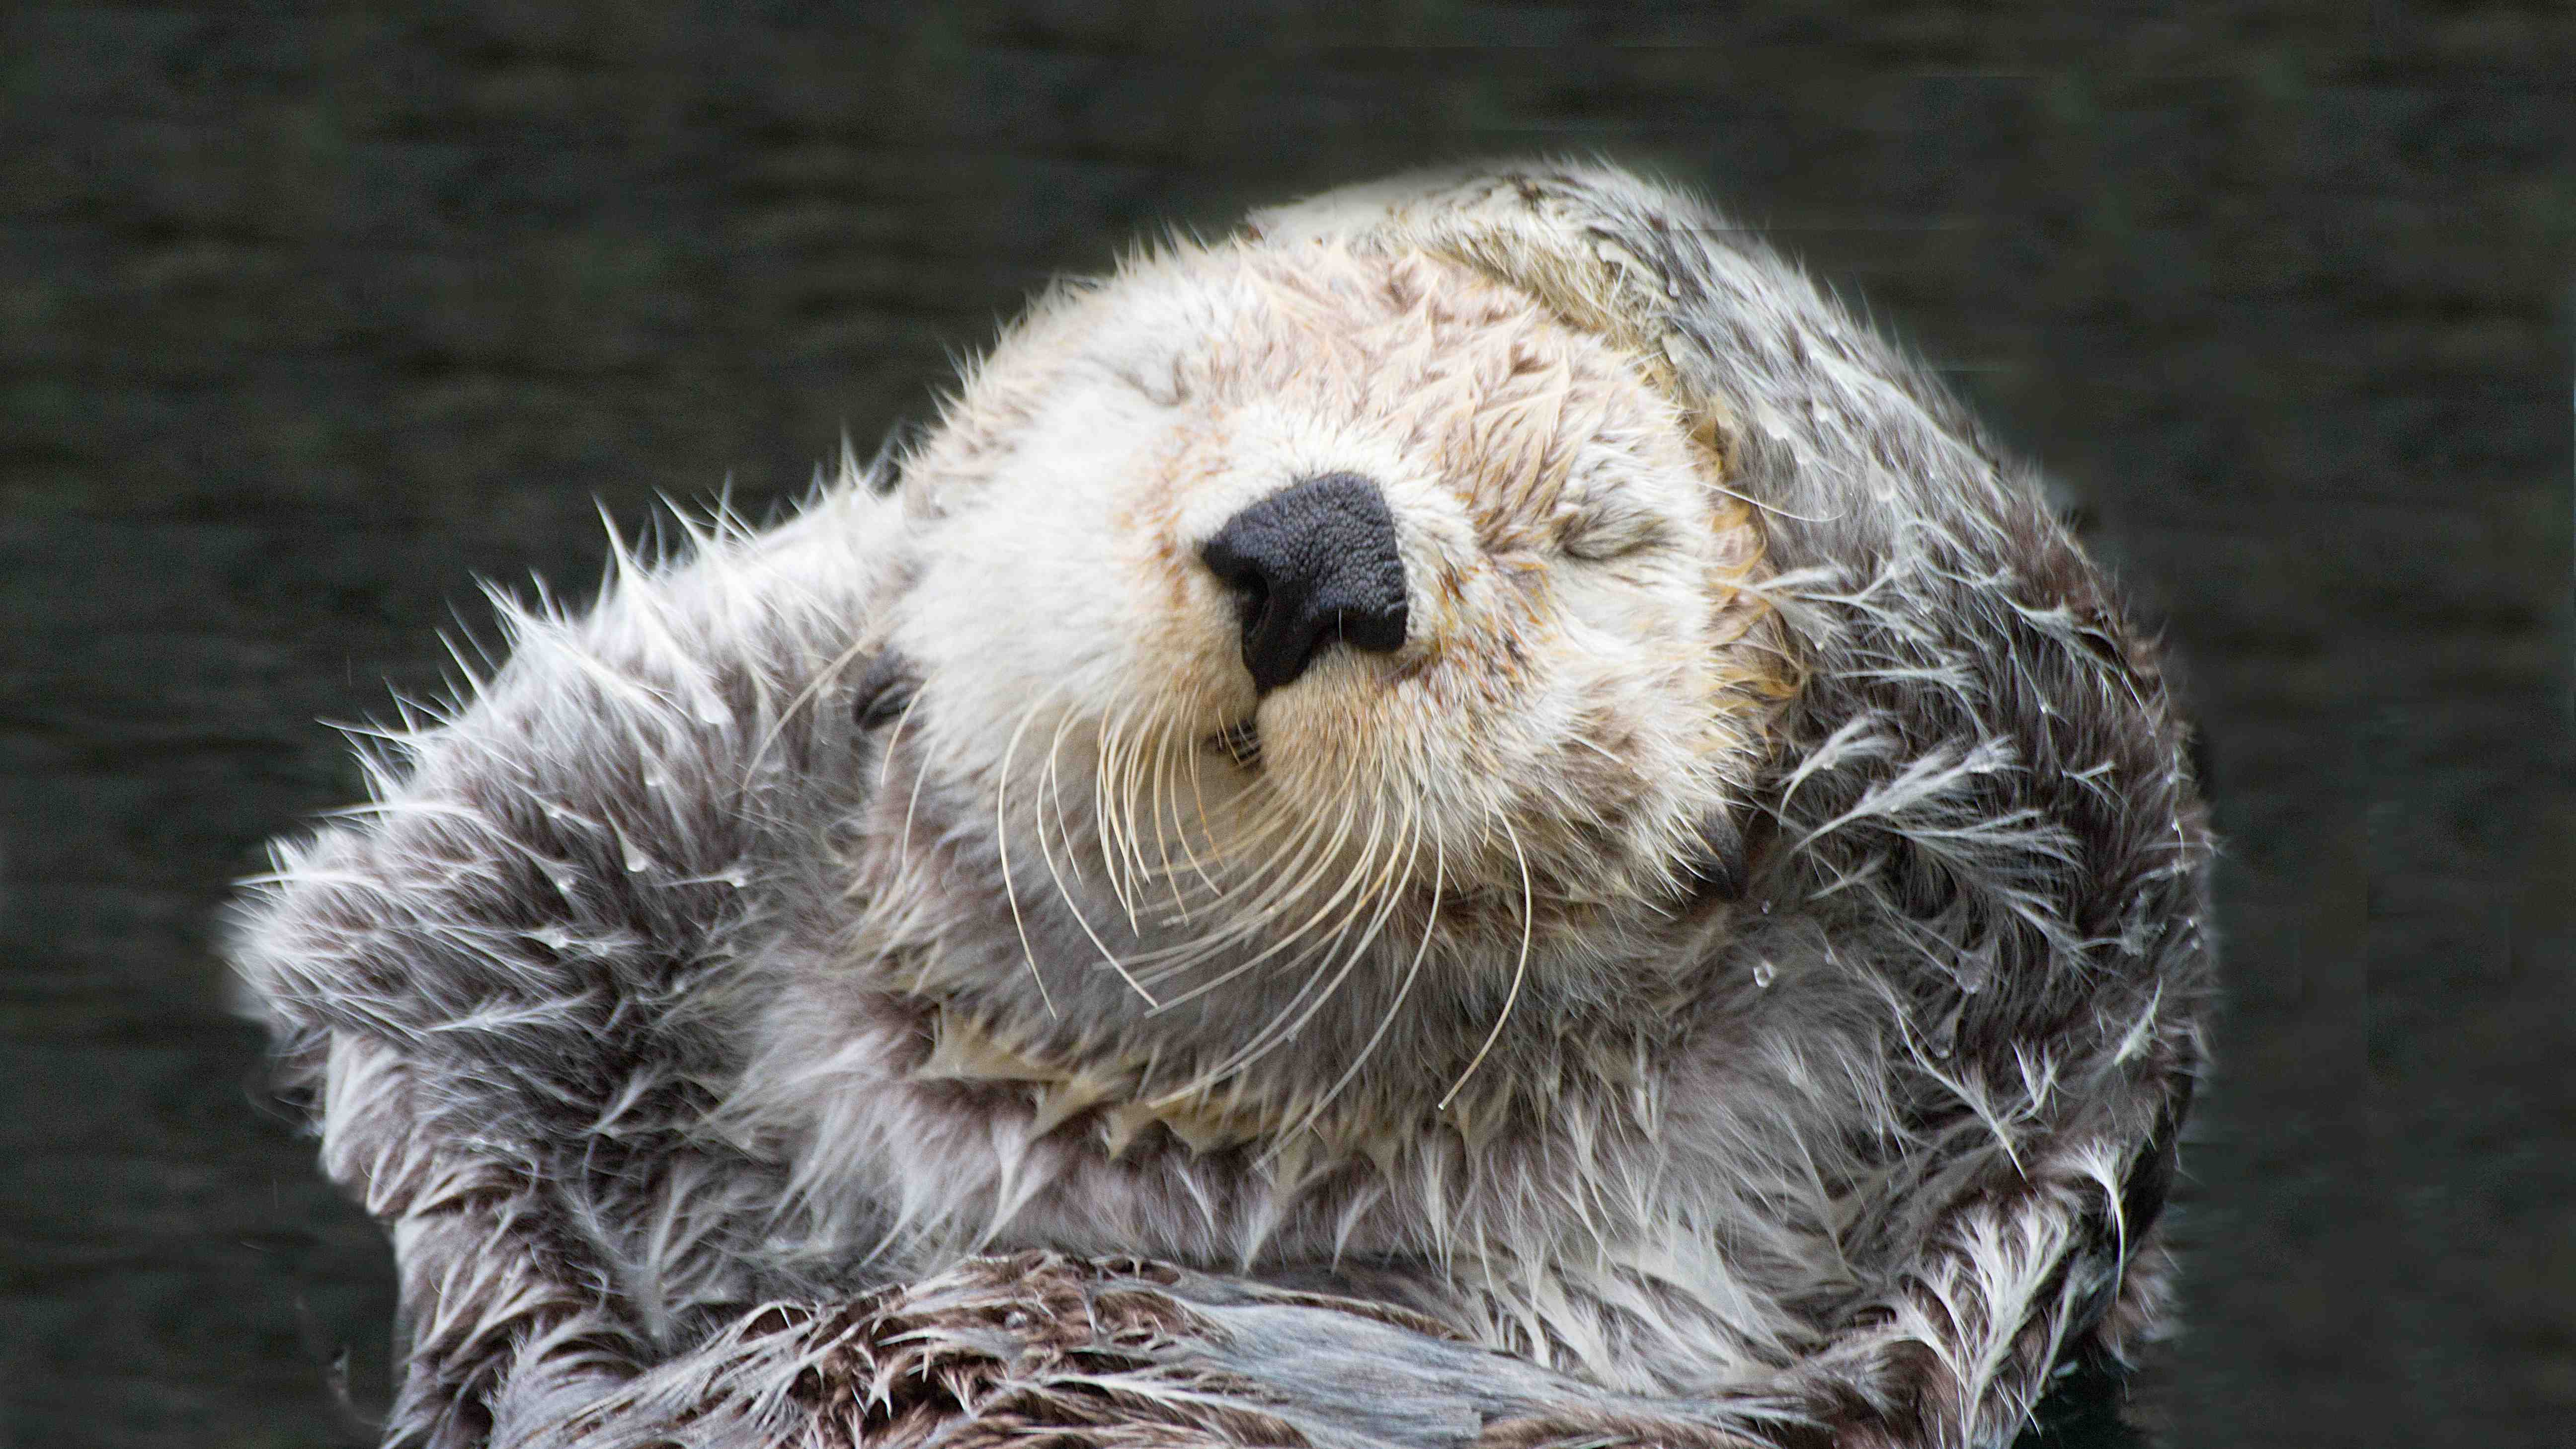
230, 162, 2213, 1448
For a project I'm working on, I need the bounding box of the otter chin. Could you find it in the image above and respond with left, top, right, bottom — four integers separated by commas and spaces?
232, 163, 2211, 1448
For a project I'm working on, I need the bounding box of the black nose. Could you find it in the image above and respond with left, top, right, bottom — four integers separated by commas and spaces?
1199, 472, 1409, 694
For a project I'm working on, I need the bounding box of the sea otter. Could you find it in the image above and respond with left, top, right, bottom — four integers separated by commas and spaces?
231, 163, 2212, 1449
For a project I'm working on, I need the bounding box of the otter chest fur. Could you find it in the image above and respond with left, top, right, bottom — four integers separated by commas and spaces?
233, 163, 2211, 1449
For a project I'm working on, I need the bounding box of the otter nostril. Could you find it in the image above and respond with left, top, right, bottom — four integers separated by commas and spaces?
1198, 472, 1408, 694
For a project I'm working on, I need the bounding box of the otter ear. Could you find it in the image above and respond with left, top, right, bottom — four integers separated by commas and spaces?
1685, 812, 1749, 900
850, 649, 919, 729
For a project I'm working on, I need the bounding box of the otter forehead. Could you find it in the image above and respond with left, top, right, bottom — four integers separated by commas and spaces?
911, 241, 1717, 549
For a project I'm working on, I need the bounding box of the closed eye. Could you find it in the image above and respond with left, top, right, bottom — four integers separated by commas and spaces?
1562, 506, 1668, 562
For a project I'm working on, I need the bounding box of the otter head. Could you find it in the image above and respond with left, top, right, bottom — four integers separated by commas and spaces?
852, 233, 1793, 1141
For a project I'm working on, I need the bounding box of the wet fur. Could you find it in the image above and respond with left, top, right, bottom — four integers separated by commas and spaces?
231, 162, 2212, 1448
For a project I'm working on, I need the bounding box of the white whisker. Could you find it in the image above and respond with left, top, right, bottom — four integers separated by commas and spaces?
874, 685, 927, 790
1439, 815, 1533, 1111
1128, 776, 1345, 984
1276, 770, 1431, 1146
1218, 771, 1396, 1072
897, 745, 934, 876
1136, 772, 1352, 1001
1159, 687, 1226, 905
1142, 701, 1194, 920
1040, 705, 1088, 888
993, 686, 1067, 1018
1091, 702, 1141, 926
1565, 731, 1624, 766
748, 631, 876, 783
1156, 744, 1382, 1097
1031, 698, 1158, 1008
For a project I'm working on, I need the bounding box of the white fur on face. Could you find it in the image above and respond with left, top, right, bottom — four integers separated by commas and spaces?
886, 241, 1785, 1007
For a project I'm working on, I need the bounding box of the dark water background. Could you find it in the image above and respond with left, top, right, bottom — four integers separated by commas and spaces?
2, 5, 2569, 1446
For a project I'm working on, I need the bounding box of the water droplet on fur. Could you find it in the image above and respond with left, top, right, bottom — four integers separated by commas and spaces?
1752, 960, 1776, 988
1927, 1001, 1965, 1058
719, 869, 749, 889
1758, 898, 1774, 916
529, 926, 574, 952
622, 841, 656, 874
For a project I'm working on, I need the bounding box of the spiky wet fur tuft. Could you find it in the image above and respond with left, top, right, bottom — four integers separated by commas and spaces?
230, 162, 2212, 1449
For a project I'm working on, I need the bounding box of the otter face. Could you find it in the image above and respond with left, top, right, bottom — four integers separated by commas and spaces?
866, 239, 1786, 1098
